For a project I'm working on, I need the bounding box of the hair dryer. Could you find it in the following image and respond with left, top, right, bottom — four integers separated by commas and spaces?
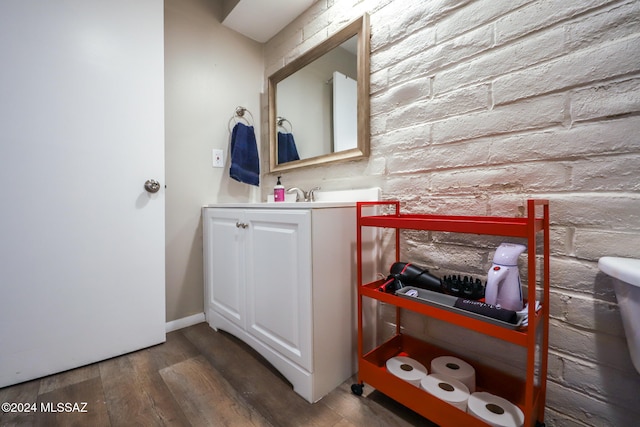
378, 262, 442, 293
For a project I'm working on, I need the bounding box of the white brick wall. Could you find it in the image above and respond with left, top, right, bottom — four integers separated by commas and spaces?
264, 1, 640, 425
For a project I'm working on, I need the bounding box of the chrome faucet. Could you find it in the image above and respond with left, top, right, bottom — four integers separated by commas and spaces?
287, 187, 305, 202
307, 186, 320, 202
286, 187, 321, 202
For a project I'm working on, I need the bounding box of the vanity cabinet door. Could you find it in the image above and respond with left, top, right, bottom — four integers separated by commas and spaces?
244, 209, 313, 371
204, 208, 246, 330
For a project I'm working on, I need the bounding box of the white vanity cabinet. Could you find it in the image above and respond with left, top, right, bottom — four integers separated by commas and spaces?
203, 204, 360, 403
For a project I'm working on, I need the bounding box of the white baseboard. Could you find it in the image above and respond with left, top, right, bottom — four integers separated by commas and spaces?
165, 312, 205, 333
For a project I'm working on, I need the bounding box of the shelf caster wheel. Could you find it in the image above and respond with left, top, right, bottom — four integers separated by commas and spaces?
351, 383, 364, 396
535, 422, 546, 427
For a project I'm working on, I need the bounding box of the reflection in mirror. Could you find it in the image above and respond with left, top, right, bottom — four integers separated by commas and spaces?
276, 36, 357, 163
268, 14, 370, 172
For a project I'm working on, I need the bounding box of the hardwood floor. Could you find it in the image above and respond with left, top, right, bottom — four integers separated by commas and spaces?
0, 323, 437, 426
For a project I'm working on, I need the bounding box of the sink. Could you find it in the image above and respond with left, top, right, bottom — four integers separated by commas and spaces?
263, 201, 347, 208
312, 188, 380, 202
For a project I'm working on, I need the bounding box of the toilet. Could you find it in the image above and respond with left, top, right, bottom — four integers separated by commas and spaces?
598, 257, 640, 374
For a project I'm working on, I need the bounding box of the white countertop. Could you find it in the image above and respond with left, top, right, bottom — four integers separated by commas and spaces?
204, 188, 382, 210
204, 201, 358, 209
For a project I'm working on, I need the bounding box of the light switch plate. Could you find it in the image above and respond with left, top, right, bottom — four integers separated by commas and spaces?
212, 149, 224, 168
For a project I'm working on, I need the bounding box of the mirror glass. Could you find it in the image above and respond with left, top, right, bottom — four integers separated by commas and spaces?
269, 14, 370, 172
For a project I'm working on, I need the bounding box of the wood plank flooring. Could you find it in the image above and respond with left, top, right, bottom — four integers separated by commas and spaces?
0, 322, 437, 426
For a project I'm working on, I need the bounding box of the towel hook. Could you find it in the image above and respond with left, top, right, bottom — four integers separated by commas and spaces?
276, 116, 293, 133
228, 106, 255, 133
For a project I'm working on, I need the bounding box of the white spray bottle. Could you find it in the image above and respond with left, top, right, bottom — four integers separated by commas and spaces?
485, 243, 527, 311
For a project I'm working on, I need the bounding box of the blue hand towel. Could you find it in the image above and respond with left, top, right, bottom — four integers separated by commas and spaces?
277, 131, 300, 164
230, 122, 259, 186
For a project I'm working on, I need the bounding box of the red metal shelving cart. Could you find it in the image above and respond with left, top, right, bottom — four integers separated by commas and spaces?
353, 200, 550, 427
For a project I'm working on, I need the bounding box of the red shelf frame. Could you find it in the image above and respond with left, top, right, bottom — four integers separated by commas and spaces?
355, 200, 550, 427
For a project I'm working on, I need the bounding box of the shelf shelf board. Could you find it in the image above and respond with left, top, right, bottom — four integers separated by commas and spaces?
359, 214, 544, 237
360, 280, 536, 347
358, 334, 541, 427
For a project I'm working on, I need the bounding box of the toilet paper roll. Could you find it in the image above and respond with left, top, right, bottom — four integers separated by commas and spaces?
385, 356, 428, 387
420, 374, 470, 411
431, 356, 476, 392
467, 392, 524, 427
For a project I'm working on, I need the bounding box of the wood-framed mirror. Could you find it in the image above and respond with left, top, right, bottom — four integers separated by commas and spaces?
268, 14, 370, 172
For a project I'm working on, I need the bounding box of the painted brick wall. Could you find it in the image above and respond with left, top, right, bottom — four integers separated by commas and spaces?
264, 1, 640, 425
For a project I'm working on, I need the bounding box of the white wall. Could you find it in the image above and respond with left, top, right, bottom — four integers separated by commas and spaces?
263, 0, 640, 426
164, 0, 263, 322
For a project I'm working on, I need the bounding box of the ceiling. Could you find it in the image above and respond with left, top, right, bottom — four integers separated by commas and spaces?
222, 0, 317, 43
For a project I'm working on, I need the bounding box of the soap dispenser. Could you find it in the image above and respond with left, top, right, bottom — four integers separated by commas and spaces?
274, 176, 285, 202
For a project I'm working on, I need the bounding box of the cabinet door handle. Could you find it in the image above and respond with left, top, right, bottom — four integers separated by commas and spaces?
236, 222, 248, 229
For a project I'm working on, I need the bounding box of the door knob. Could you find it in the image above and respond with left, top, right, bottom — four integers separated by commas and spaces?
144, 179, 161, 193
